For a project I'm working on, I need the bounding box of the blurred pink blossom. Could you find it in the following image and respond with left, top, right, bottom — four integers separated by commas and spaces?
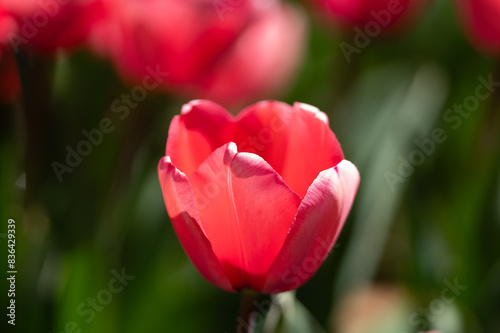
91, 0, 307, 109
2, 0, 106, 52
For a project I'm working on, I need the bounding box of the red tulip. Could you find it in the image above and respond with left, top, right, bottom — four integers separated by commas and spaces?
455, 0, 500, 55
2, 0, 105, 52
92, 0, 306, 109
308, 0, 426, 33
158, 100, 359, 293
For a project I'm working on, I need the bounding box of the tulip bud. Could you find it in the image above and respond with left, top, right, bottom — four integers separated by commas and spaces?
158, 100, 359, 293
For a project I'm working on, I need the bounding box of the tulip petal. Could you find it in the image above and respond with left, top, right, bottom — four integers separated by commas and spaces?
237, 101, 344, 197
189, 143, 301, 290
278, 102, 344, 198
158, 156, 234, 292
262, 160, 359, 293
235, 100, 292, 159
166, 100, 246, 177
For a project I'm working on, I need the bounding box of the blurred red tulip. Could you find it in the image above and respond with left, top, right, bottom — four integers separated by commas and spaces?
92, 0, 306, 109
455, 0, 500, 55
198, 4, 306, 108
2, 0, 105, 52
0, 6, 16, 45
158, 100, 359, 292
308, 0, 426, 33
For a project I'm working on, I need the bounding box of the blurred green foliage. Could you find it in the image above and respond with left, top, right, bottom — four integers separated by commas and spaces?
1, 0, 500, 332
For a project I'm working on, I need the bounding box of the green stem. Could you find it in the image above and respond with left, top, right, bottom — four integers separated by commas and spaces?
236, 290, 261, 333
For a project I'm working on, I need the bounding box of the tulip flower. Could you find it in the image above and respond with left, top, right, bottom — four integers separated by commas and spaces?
92, 0, 306, 109
2, 0, 105, 52
158, 100, 359, 293
307, 0, 426, 33
455, 0, 500, 55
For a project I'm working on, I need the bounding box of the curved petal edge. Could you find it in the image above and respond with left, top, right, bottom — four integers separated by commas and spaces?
158, 156, 234, 292
261, 160, 360, 293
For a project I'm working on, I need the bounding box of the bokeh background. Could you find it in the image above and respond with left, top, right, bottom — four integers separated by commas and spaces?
1, 0, 499, 332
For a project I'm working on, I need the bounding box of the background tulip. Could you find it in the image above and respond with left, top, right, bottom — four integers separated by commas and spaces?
455, 0, 500, 55
158, 100, 360, 293
307, 0, 427, 33
92, 0, 306, 109
2, 0, 105, 52
195, 4, 306, 108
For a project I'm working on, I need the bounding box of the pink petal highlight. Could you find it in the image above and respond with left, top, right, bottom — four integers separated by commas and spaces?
189, 143, 301, 290
262, 160, 360, 293
157, 156, 234, 292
